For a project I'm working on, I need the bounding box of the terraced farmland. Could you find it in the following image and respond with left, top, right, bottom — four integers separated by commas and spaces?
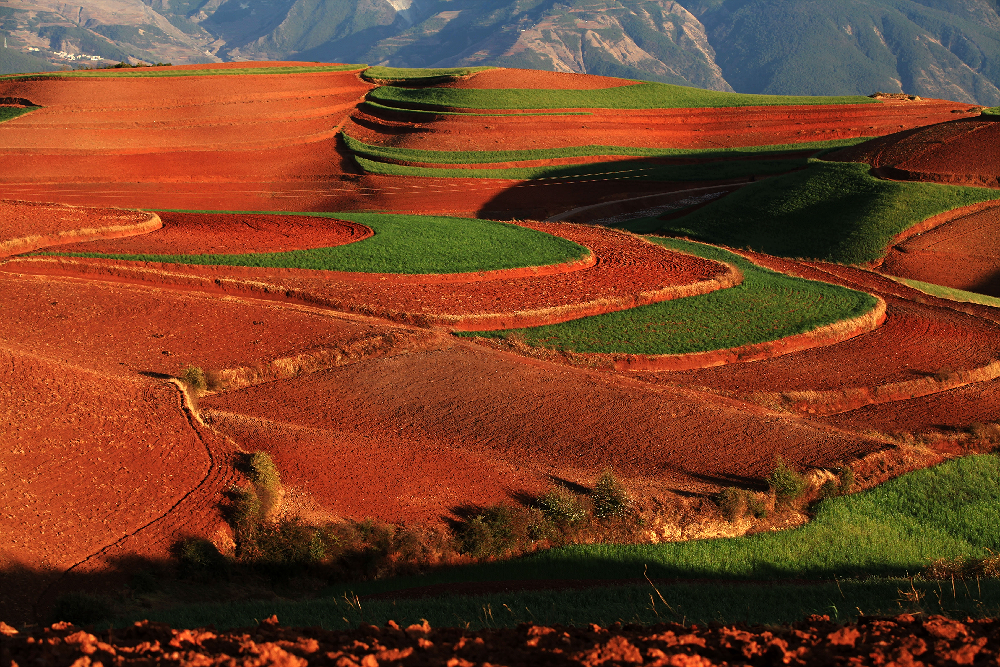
2, 62, 1000, 650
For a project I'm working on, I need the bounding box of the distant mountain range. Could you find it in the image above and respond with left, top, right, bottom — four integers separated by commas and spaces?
3, 0, 1000, 104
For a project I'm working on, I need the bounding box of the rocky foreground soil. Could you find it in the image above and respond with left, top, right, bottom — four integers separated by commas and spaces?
1, 612, 996, 666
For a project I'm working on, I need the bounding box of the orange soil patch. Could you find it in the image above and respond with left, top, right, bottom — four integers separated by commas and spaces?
52, 211, 372, 255
832, 117, 1000, 187
0, 346, 212, 619
631, 255, 1000, 415
200, 337, 884, 525
5, 221, 742, 330
0, 199, 159, 257
347, 98, 978, 153
880, 203, 1000, 297
443, 67, 642, 89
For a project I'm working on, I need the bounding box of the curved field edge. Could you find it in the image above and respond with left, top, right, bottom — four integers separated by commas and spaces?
361, 66, 494, 84
890, 277, 1000, 308
661, 160, 1000, 265
37, 211, 590, 275
1, 210, 161, 258
109, 454, 1000, 630
350, 155, 808, 182
340, 133, 872, 165
460, 238, 879, 357
0, 64, 368, 81
367, 82, 877, 111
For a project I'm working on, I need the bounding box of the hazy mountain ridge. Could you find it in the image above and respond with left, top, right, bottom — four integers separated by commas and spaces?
2, 0, 1000, 103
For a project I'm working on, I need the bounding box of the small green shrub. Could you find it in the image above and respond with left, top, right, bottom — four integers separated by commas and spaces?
592, 469, 631, 520
458, 505, 518, 558
837, 464, 855, 495
715, 487, 768, 522
537, 487, 587, 526
180, 365, 207, 392
241, 519, 326, 572
50, 592, 113, 625
227, 485, 263, 533
769, 458, 807, 506
174, 537, 228, 579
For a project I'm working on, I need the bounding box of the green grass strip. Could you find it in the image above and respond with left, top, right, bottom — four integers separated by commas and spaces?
0, 106, 38, 122
37, 211, 587, 275
980, 107, 1000, 117
361, 66, 493, 83
111, 577, 1000, 631
109, 453, 1000, 630
662, 160, 1000, 265
368, 82, 877, 111
0, 64, 366, 81
893, 277, 1000, 308
359, 99, 590, 117
353, 155, 805, 182
460, 238, 877, 355
342, 133, 870, 165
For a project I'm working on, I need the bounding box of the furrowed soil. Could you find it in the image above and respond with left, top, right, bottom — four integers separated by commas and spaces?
880, 203, 1000, 297
0, 199, 159, 256
199, 337, 885, 524
4, 613, 999, 666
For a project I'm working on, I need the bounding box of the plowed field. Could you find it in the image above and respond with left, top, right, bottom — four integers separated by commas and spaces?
200, 339, 885, 524
834, 117, 1000, 187
881, 203, 1000, 297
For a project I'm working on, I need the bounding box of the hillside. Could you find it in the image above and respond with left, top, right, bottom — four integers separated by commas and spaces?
3, 0, 1000, 103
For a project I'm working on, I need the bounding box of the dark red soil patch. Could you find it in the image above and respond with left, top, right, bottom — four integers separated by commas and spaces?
0, 199, 158, 257
53, 211, 372, 255
822, 376, 1000, 434
831, 117, 1000, 187
444, 67, 642, 89
880, 203, 1000, 297
4, 613, 996, 667
200, 338, 884, 524
4, 222, 740, 330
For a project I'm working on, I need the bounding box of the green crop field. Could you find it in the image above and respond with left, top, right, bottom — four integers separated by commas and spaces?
352, 155, 807, 182
461, 238, 877, 355
367, 81, 877, 111
981, 107, 1000, 117
111, 454, 1000, 630
661, 160, 1000, 265
37, 211, 588, 274
362, 66, 493, 83
0, 64, 367, 81
0, 106, 37, 122
342, 133, 870, 165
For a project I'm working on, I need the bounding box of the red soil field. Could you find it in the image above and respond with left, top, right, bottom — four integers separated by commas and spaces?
52, 211, 373, 255
7, 220, 741, 330
200, 337, 885, 525
4, 613, 997, 667
833, 117, 1000, 187
348, 98, 979, 153
0, 346, 215, 620
880, 203, 1000, 297
444, 67, 642, 89
0, 199, 159, 257
0, 271, 422, 379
